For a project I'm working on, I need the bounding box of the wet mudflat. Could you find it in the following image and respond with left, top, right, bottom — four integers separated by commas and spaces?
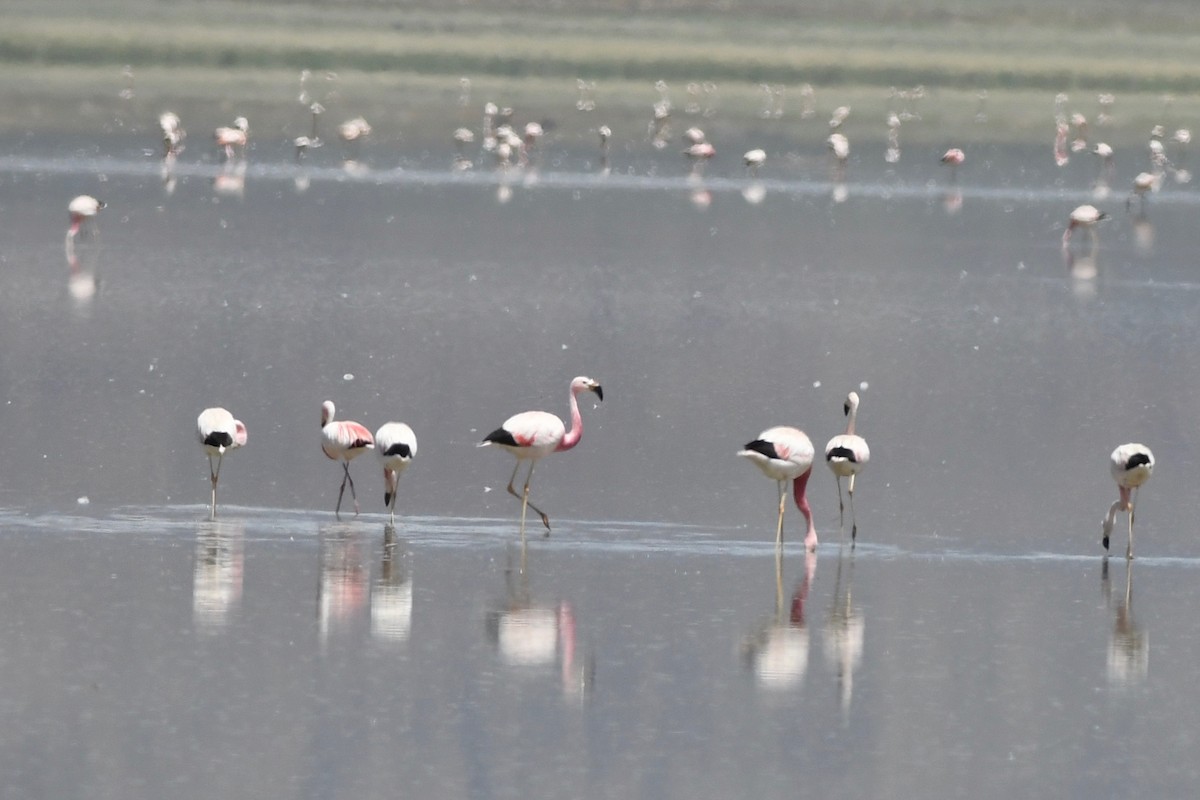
2, 130, 1200, 798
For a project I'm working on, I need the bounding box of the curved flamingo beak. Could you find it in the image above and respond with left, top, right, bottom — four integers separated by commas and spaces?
592, 385, 604, 401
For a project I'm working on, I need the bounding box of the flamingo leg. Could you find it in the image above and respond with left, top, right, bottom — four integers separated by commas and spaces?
1126, 487, 1138, 560
208, 453, 224, 519
345, 463, 360, 516
848, 473, 858, 544
334, 464, 350, 519
775, 480, 786, 549
834, 475, 845, 531
522, 461, 552, 536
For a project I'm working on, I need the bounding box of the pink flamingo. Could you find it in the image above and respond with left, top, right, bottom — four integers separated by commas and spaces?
67, 195, 104, 238
214, 116, 249, 161
479, 376, 603, 538
197, 407, 247, 519
740, 427, 818, 550
321, 400, 375, 518
1103, 443, 1154, 560
825, 392, 870, 543
375, 421, 417, 522
1063, 204, 1108, 246
940, 147, 965, 181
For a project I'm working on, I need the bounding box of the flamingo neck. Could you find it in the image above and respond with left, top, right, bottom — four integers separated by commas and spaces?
792, 470, 818, 549
556, 388, 585, 452
845, 404, 858, 437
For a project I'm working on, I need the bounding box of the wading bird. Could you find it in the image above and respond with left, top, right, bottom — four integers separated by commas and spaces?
740, 427, 818, 551
744, 148, 766, 176
940, 148, 965, 181
67, 195, 105, 239
376, 421, 417, 523
1103, 444, 1154, 560
1063, 204, 1107, 246
197, 407, 246, 520
479, 376, 603, 539
214, 116, 249, 161
321, 400, 374, 518
825, 392, 870, 543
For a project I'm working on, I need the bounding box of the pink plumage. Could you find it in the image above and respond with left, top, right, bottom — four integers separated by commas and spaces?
479, 376, 603, 538
321, 400, 374, 517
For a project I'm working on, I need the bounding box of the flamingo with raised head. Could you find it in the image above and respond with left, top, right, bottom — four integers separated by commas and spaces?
321, 400, 374, 518
479, 376, 603, 538
1103, 444, 1154, 560
376, 421, 417, 522
825, 392, 871, 543
197, 407, 247, 519
740, 427, 818, 551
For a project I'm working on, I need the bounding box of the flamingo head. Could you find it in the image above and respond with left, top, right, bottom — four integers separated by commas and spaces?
571, 376, 603, 402
321, 400, 336, 427
844, 391, 860, 417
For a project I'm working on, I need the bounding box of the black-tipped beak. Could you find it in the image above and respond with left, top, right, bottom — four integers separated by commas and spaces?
384, 492, 393, 507
843, 403, 851, 416
593, 385, 604, 401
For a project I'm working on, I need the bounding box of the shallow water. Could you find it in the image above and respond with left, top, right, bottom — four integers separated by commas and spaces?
2, 124, 1200, 797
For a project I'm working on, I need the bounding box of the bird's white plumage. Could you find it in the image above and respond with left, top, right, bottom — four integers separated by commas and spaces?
739, 426, 815, 481
1111, 443, 1154, 488
197, 407, 247, 454
68, 195, 103, 219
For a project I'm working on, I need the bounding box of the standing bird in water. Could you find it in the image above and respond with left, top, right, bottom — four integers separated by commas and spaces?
479, 376, 603, 539
940, 148, 965, 181
214, 116, 249, 161
740, 427, 818, 551
1063, 204, 1107, 246
197, 407, 247, 520
67, 195, 105, 239
825, 392, 870, 543
1103, 444, 1154, 560
376, 421, 417, 523
321, 400, 375, 518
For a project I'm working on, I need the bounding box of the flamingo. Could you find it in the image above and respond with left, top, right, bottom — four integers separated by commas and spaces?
940, 148, 965, 181
683, 141, 715, 160
197, 407, 247, 520
740, 427, 818, 551
744, 148, 766, 176
1103, 444, 1154, 560
159, 111, 185, 156
376, 421, 417, 522
67, 195, 105, 238
1128, 171, 1158, 210
828, 133, 850, 164
337, 116, 371, 159
479, 376, 603, 538
1063, 204, 1107, 246
214, 116, 249, 160
825, 392, 871, 543
321, 400, 375, 518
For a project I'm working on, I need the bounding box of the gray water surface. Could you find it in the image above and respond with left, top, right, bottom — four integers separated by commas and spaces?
2, 130, 1199, 797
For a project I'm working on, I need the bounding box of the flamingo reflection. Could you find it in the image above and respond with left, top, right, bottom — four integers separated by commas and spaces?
822, 552, 864, 716
371, 524, 413, 643
192, 520, 244, 632
1103, 560, 1147, 686
485, 547, 591, 698
318, 523, 369, 642
742, 549, 817, 690
64, 223, 100, 306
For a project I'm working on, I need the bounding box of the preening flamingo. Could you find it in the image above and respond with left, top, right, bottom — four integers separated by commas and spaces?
376, 421, 417, 522
825, 392, 871, 543
1103, 443, 1154, 560
197, 407, 247, 519
1063, 204, 1107, 246
321, 400, 374, 518
214, 116, 249, 160
740, 427, 818, 551
479, 376, 603, 538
